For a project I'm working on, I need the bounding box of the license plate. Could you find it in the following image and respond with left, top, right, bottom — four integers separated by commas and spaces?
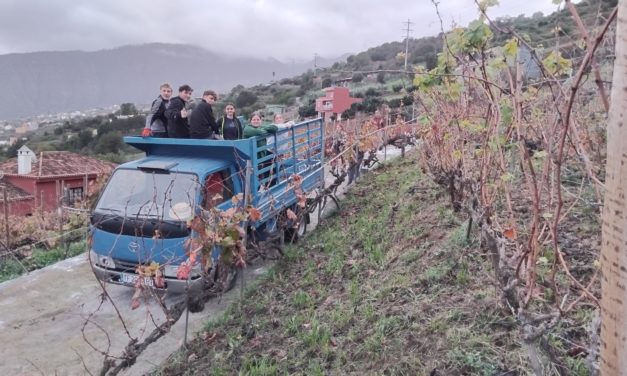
120, 273, 154, 287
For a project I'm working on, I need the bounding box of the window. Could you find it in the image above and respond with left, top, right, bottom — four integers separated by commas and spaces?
202, 169, 234, 209
67, 187, 84, 204
95, 169, 198, 220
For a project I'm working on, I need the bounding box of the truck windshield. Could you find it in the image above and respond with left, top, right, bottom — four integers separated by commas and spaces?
95, 169, 198, 221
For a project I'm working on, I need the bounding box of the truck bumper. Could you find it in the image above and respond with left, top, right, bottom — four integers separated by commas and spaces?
89, 252, 204, 294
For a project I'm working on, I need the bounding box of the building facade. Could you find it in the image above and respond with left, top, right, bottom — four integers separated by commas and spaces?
315, 87, 362, 121
0, 146, 115, 216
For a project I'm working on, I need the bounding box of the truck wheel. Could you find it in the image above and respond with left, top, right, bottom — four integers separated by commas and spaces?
285, 212, 308, 244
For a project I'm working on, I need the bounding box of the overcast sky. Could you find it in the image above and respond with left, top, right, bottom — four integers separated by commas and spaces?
0, 0, 564, 61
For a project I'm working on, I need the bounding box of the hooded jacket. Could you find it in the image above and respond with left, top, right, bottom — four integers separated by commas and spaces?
144, 96, 169, 133
189, 99, 219, 139
165, 96, 190, 138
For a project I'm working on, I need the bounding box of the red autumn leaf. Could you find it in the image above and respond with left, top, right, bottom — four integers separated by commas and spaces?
176, 261, 192, 280
291, 174, 302, 185
154, 268, 165, 288
248, 207, 262, 221
503, 228, 517, 240
131, 288, 142, 310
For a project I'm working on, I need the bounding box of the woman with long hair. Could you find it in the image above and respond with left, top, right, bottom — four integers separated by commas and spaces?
215, 103, 243, 140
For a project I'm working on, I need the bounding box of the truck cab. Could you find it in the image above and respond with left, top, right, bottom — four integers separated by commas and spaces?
89, 118, 324, 293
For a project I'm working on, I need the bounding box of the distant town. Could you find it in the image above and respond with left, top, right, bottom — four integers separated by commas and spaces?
0, 104, 150, 149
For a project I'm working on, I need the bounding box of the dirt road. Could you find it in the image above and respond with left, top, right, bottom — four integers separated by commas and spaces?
0, 253, 273, 375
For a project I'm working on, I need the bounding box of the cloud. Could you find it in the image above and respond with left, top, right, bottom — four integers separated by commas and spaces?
0, 0, 564, 60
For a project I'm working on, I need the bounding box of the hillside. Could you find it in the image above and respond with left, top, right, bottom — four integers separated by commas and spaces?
156, 152, 599, 375
1, 0, 614, 123
0, 43, 340, 120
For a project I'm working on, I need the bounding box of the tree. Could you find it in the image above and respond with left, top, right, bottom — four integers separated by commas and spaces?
600, 1, 627, 373
77, 130, 93, 149
120, 103, 137, 116
376, 72, 386, 84
5, 139, 27, 158
94, 132, 124, 154
298, 99, 317, 118
235, 90, 258, 108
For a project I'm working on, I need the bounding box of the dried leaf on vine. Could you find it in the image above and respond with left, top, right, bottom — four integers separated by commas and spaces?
221, 207, 238, 219
154, 268, 165, 288
286, 209, 298, 221
231, 193, 243, 205
297, 194, 307, 208
291, 174, 303, 186
131, 287, 142, 310
220, 236, 236, 249
503, 228, 517, 240
248, 207, 262, 221
176, 261, 192, 280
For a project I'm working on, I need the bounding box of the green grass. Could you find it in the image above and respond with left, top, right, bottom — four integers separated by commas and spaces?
154, 152, 597, 376
0, 240, 86, 283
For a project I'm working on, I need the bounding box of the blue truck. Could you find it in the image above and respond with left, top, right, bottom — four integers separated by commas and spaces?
89, 118, 324, 293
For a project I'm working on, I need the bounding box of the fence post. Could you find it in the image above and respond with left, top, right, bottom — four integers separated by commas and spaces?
3, 187, 9, 255
384, 115, 389, 162
83, 174, 89, 199
59, 181, 64, 254
241, 160, 253, 303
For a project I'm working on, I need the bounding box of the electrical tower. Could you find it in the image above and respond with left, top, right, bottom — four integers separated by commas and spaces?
402, 19, 414, 70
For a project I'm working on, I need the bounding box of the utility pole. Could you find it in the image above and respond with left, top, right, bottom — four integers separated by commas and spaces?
314, 53, 319, 76
402, 19, 414, 70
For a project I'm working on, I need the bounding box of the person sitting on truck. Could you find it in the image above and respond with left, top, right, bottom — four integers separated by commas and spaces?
269, 113, 295, 153
244, 112, 278, 156
215, 103, 244, 140
244, 112, 278, 185
142, 83, 172, 138
165, 84, 193, 138
189, 90, 219, 139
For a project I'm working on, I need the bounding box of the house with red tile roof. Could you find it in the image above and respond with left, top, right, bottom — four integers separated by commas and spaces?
0, 146, 115, 216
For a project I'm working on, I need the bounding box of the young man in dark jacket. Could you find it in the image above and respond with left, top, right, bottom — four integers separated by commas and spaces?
142, 83, 172, 137
165, 84, 193, 138
189, 90, 219, 139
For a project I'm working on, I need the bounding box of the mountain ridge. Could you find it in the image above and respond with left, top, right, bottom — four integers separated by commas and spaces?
0, 43, 342, 120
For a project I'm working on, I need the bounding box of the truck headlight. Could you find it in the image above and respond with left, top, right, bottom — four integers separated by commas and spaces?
90, 250, 116, 269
